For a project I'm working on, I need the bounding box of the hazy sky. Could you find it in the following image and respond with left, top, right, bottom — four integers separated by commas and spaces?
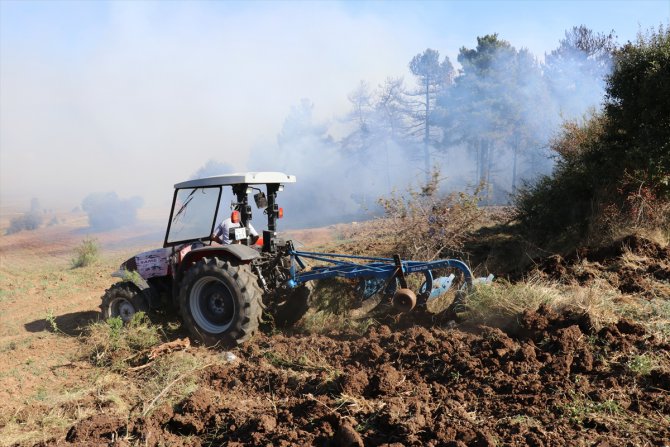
1, 0, 668, 210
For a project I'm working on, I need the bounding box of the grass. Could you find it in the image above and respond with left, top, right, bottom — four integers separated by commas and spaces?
0, 382, 98, 447
559, 392, 624, 425
87, 313, 162, 370
263, 347, 342, 391
626, 353, 661, 376
138, 351, 207, 417
85, 312, 210, 417
297, 277, 378, 335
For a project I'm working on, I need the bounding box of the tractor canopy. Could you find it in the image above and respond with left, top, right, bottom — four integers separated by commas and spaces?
164, 172, 296, 248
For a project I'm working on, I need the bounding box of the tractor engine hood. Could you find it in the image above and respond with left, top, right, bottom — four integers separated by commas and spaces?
112, 247, 172, 281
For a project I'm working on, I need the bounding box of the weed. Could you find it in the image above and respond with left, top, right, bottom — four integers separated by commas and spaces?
88, 312, 161, 369
122, 269, 144, 286
45, 309, 59, 333
34, 387, 48, 402
334, 393, 382, 415
459, 277, 619, 330
499, 414, 543, 428
375, 169, 485, 260
626, 353, 659, 376
559, 392, 623, 425
460, 278, 557, 327
297, 277, 377, 335
139, 352, 206, 416
70, 237, 99, 268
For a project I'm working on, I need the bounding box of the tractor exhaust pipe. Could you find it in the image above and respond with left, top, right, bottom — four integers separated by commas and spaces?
392, 288, 417, 312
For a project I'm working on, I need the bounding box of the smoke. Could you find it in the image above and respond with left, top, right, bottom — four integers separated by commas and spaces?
2, 1, 652, 229
247, 99, 420, 228
240, 31, 614, 228
189, 160, 235, 180
81, 192, 144, 231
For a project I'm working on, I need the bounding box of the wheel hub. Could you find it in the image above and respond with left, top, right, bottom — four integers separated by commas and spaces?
208, 293, 226, 314
190, 276, 236, 334
113, 298, 135, 323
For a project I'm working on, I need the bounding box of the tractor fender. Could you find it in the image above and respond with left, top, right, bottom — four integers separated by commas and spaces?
178, 245, 260, 276
111, 269, 150, 290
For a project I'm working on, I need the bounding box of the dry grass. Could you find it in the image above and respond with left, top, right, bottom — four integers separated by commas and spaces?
460, 276, 620, 330
297, 277, 377, 335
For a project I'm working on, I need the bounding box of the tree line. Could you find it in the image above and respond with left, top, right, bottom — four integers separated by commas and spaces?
270, 26, 617, 210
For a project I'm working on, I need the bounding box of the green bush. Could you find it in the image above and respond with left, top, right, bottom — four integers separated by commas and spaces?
70, 238, 99, 268
515, 26, 670, 247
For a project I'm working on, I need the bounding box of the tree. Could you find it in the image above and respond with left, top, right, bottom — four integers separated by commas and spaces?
515, 25, 670, 246
375, 77, 408, 140
436, 34, 553, 201
544, 25, 617, 119
440, 35, 517, 197
599, 25, 670, 197
341, 81, 374, 156
407, 49, 454, 181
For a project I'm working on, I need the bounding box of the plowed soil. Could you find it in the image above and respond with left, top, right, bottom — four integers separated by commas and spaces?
57, 307, 669, 447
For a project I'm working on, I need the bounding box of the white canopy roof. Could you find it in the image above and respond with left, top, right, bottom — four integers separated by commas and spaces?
174, 172, 296, 189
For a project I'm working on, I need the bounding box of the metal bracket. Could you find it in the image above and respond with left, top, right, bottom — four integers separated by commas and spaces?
393, 254, 408, 289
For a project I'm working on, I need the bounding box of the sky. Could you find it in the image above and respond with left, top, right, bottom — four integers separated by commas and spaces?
1, 0, 668, 211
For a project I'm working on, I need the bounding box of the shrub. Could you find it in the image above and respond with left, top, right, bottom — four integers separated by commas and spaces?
70, 238, 99, 268
88, 312, 161, 370
6, 211, 42, 235
375, 170, 485, 260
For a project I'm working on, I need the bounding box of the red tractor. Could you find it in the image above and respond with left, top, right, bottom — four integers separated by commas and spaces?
101, 172, 310, 348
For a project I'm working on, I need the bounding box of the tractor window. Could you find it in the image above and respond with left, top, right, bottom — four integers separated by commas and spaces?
166, 187, 221, 245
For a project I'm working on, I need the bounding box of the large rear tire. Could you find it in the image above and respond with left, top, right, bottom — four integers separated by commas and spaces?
101, 282, 149, 323
178, 257, 262, 348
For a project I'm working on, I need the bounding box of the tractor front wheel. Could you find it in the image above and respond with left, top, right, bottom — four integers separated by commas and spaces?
101, 282, 149, 323
178, 257, 262, 348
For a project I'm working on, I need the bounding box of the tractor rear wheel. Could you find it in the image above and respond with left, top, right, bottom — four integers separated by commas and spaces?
101, 282, 149, 323
178, 257, 262, 348
272, 283, 314, 327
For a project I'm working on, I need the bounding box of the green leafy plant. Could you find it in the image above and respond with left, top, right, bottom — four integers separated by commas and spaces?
45, 309, 59, 333
88, 313, 161, 369
626, 353, 660, 376
70, 238, 99, 268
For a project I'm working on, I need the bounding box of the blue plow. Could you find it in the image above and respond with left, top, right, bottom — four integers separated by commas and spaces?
286, 249, 493, 311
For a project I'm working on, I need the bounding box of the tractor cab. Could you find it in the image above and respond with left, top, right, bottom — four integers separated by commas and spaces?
163, 172, 296, 253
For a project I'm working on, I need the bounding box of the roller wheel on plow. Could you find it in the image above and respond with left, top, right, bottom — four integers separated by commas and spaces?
178, 257, 263, 348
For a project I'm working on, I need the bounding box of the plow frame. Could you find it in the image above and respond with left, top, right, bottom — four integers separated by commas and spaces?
286, 248, 478, 305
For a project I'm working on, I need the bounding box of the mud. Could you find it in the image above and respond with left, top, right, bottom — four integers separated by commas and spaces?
52, 306, 669, 446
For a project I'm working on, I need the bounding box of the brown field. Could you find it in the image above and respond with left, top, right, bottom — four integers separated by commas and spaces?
0, 214, 669, 446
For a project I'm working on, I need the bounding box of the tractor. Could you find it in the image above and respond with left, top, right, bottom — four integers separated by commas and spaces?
101, 172, 489, 348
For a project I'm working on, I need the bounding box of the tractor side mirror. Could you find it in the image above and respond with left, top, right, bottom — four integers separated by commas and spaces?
254, 192, 268, 209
